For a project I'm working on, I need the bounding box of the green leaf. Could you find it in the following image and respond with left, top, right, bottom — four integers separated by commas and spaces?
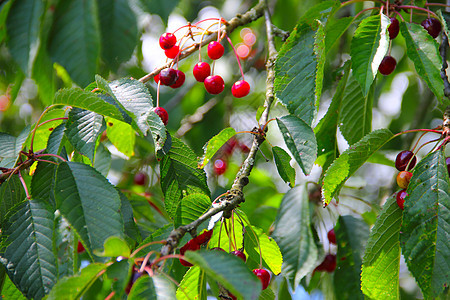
325, 17, 353, 53
339, 72, 374, 145
118, 191, 141, 245
47, 263, 107, 300
334, 216, 369, 300
0, 176, 25, 225
147, 111, 168, 155
105, 117, 135, 158
314, 21, 326, 104
184, 250, 261, 300
0, 126, 31, 168
0, 199, 57, 299
0, 1, 13, 45
152, 274, 177, 299
2, 272, 27, 300
244, 225, 283, 275
127, 275, 156, 300
29, 108, 66, 152
66, 108, 105, 162
31, 161, 57, 207
276, 115, 317, 176
322, 129, 394, 206
93, 143, 111, 177
49, 0, 100, 87
259, 288, 276, 300
400, 150, 450, 298
199, 127, 236, 168
98, 0, 138, 71
46, 123, 67, 156
400, 22, 446, 106
299, 0, 339, 26
176, 265, 207, 300
53, 88, 128, 122
272, 184, 318, 289
160, 137, 210, 219
361, 194, 402, 299
54, 162, 124, 253
106, 259, 131, 298
274, 23, 318, 124
137, 0, 180, 24
6, 0, 44, 74
351, 14, 389, 95
174, 193, 211, 228
93, 236, 130, 257
32, 37, 56, 106
272, 146, 295, 187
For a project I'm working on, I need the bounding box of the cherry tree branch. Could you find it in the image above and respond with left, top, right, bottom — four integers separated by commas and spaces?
160, 0, 278, 256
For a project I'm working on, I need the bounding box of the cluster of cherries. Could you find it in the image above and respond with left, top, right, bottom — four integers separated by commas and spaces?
213, 137, 250, 176
379, 16, 442, 76
151, 18, 252, 127
314, 229, 337, 273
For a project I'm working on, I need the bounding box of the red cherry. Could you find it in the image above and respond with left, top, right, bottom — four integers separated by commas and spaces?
204, 75, 224, 94
159, 32, 177, 49
134, 172, 148, 186
378, 56, 396, 75
207, 41, 225, 60
193, 229, 213, 245
77, 241, 85, 253
421, 18, 442, 38
159, 68, 178, 86
211, 247, 226, 251
397, 171, 412, 189
170, 70, 185, 88
193, 62, 211, 82
395, 150, 417, 171
226, 291, 237, 300
396, 189, 408, 210
231, 250, 246, 262
252, 269, 270, 290
154, 74, 160, 83
314, 254, 337, 272
164, 45, 180, 59
214, 158, 227, 175
388, 17, 399, 40
327, 229, 336, 245
180, 239, 201, 267
224, 138, 237, 155
231, 80, 250, 98
154, 107, 169, 125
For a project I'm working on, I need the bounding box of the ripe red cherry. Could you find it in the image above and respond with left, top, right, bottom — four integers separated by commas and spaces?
421, 18, 442, 38
159, 32, 177, 49
134, 172, 148, 186
397, 171, 413, 189
388, 17, 399, 40
327, 229, 336, 245
154, 74, 160, 84
231, 80, 250, 98
77, 241, 85, 253
395, 150, 417, 171
180, 239, 201, 267
193, 229, 213, 245
170, 70, 185, 88
207, 41, 225, 60
446, 157, 450, 175
193, 62, 211, 82
164, 45, 179, 59
378, 56, 396, 75
314, 254, 337, 272
154, 107, 169, 125
159, 68, 178, 86
252, 269, 270, 290
214, 158, 227, 175
211, 247, 226, 251
204, 75, 225, 94
231, 250, 246, 262
396, 189, 408, 210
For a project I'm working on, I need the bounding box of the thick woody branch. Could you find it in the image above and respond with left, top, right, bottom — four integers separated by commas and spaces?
160, 0, 278, 257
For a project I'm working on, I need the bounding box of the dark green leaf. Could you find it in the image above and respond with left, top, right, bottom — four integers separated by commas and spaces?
0, 175, 25, 225
31, 161, 57, 207
6, 0, 44, 74
174, 193, 211, 228
49, 0, 100, 86
334, 216, 369, 300
32, 38, 56, 106
199, 127, 236, 168
46, 123, 67, 156
128, 275, 156, 300
0, 1, 13, 44
184, 250, 261, 300
98, 0, 138, 71
325, 17, 353, 53
361, 194, 402, 299
0, 199, 57, 299
350, 14, 390, 95
0, 126, 30, 168
400, 22, 446, 106
322, 129, 394, 206
272, 184, 318, 289
137, 0, 180, 24
176, 265, 207, 300
54, 162, 124, 253
160, 137, 210, 219
272, 146, 295, 187
65, 108, 105, 162
274, 23, 318, 124
400, 150, 450, 298
106, 259, 131, 298
93, 143, 111, 177
299, 0, 339, 26
119, 191, 141, 245
314, 21, 326, 104
276, 115, 317, 176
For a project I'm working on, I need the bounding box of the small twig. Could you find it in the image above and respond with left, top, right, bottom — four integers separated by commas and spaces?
440, 34, 450, 97
271, 24, 289, 41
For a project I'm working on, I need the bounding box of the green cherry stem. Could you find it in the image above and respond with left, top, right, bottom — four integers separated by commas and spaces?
236, 211, 263, 268
130, 240, 166, 258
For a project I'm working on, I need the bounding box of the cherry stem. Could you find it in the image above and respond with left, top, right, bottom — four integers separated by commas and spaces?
130, 240, 166, 258
104, 291, 115, 300
425, 3, 450, 7
236, 211, 263, 268
231, 212, 238, 251
341, 0, 385, 7
411, 130, 429, 152
226, 35, 245, 79
34, 153, 67, 162
223, 220, 235, 252
414, 137, 442, 156
212, 191, 229, 204
139, 251, 155, 273
36, 158, 58, 165
18, 171, 30, 200
396, 5, 438, 18
436, 136, 450, 151
30, 105, 57, 153
217, 218, 224, 249
37, 117, 68, 128
393, 10, 405, 22
217, 18, 222, 42
156, 81, 161, 107
354, 7, 381, 20
262, 118, 276, 133
149, 254, 184, 267
394, 128, 443, 138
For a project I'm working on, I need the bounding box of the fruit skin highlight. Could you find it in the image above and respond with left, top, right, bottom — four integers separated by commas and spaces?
159, 32, 177, 49
204, 75, 225, 94
395, 150, 417, 171
231, 80, 250, 98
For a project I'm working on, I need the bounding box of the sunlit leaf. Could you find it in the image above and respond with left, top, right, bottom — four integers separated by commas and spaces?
199, 127, 236, 168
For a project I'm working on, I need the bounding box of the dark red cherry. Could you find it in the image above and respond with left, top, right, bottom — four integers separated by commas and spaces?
193, 229, 213, 245
134, 172, 148, 186
213, 158, 227, 175
395, 150, 417, 171
446, 157, 450, 175
388, 17, 399, 40
193, 62, 211, 82
170, 70, 185, 88
396, 189, 408, 210
378, 56, 396, 75
231, 250, 246, 262
204, 75, 224, 94
207, 41, 225, 60
159, 32, 177, 49
159, 68, 178, 86
252, 269, 270, 290
421, 18, 442, 38
314, 254, 337, 272
231, 80, 250, 98
77, 241, 85, 253
327, 229, 336, 244
179, 239, 201, 267
164, 45, 179, 59
153, 107, 169, 125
